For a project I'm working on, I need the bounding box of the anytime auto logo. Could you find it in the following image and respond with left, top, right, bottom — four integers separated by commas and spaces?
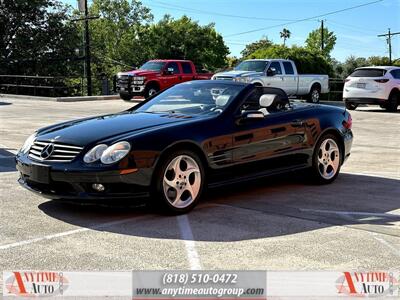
4, 271, 69, 297
336, 271, 399, 297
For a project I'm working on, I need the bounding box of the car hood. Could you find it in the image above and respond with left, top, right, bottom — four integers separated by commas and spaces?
214, 70, 263, 78
36, 112, 193, 146
120, 70, 159, 77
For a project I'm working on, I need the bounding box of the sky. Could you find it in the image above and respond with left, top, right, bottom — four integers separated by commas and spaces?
64, 0, 400, 62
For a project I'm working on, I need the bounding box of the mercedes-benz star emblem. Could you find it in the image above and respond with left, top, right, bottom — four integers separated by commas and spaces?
40, 143, 55, 159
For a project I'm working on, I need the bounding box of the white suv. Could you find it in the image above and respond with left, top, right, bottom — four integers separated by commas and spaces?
343, 66, 400, 111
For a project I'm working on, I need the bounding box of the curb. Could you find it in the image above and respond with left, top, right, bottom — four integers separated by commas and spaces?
0, 94, 143, 102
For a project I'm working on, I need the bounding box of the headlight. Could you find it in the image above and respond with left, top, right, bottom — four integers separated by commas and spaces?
134, 76, 145, 81
234, 77, 250, 83
20, 133, 36, 154
83, 144, 108, 163
100, 141, 131, 164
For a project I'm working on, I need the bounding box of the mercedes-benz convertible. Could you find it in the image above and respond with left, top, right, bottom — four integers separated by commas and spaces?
16, 81, 353, 213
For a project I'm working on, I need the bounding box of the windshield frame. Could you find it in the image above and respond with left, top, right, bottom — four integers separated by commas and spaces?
234, 60, 269, 72
132, 81, 247, 116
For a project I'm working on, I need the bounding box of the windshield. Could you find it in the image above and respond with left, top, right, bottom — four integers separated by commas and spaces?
235, 60, 268, 72
135, 82, 245, 115
139, 61, 166, 71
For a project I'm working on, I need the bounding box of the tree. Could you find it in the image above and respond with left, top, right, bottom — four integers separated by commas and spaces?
280, 28, 291, 46
240, 37, 272, 58
140, 15, 229, 71
0, 0, 80, 75
305, 27, 336, 57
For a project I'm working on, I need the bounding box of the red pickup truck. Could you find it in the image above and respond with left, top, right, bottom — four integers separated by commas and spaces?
116, 59, 213, 100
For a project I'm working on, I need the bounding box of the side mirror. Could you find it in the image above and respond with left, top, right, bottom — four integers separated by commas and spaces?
164, 67, 174, 75
241, 110, 264, 120
267, 67, 276, 76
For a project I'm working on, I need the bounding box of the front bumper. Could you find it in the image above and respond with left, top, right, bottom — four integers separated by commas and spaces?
16, 155, 152, 200
116, 76, 146, 94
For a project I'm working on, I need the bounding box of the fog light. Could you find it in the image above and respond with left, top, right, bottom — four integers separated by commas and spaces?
92, 183, 105, 192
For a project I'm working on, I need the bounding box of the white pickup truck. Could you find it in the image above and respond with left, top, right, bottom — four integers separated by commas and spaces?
212, 59, 329, 103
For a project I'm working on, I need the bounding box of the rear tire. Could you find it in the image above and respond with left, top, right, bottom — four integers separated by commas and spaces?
306, 84, 321, 103
120, 93, 132, 101
152, 150, 205, 214
345, 102, 358, 110
386, 91, 399, 112
310, 134, 342, 184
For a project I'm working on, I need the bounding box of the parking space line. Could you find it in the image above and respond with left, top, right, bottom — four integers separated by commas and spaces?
371, 233, 400, 258
299, 208, 400, 218
177, 215, 202, 270
0, 215, 150, 250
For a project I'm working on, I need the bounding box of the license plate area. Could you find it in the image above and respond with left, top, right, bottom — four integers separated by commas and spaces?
19, 162, 50, 184
357, 83, 366, 88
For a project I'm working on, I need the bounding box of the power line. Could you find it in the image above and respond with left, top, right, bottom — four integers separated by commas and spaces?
143, 0, 298, 22
325, 19, 381, 35
224, 0, 384, 37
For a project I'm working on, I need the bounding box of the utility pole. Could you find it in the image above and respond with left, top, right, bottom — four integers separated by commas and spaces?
378, 28, 400, 65
84, 0, 92, 96
320, 20, 324, 52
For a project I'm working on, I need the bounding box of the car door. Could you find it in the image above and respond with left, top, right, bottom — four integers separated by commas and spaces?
180, 61, 196, 82
262, 61, 286, 90
161, 62, 182, 88
282, 61, 298, 96
231, 90, 310, 167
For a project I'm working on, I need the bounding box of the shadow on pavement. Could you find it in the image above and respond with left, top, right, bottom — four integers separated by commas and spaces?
38, 172, 400, 242
0, 148, 17, 172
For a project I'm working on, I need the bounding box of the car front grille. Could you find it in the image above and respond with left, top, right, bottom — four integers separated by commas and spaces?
117, 75, 145, 87
214, 76, 234, 81
28, 141, 84, 162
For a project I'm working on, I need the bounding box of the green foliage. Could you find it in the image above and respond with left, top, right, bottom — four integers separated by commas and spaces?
279, 28, 291, 46
0, 0, 80, 75
334, 55, 398, 78
248, 45, 333, 76
240, 37, 272, 58
139, 15, 229, 71
305, 27, 336, 57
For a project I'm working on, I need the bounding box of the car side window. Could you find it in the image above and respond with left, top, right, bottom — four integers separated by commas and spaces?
181, 62, 193, 74
390, 69, 400, 79
269, 62, 282, 75
166, 62, 180, 74
283, 62, 294, 75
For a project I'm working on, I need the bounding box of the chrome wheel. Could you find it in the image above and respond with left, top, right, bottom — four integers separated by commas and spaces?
162, 155, 201, 209
317, 138, 340, 180
311, 89, 320, 103
148, 88, 157, 97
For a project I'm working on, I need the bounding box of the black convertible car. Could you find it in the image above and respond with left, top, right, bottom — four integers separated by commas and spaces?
16, 81, 353, 213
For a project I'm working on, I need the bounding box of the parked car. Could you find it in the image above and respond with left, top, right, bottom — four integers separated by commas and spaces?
212, 59, 329, 103
343, 66, 400, 112
116, 59, 213, 100
16, 81, 353, 214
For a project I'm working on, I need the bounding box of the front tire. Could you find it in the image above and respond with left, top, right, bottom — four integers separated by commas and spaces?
310, 134, 342, 184
153, 150, 205, 214
307, 84, 321, 103
120, 93, 132, 101
144, 84, 160, 99
345, 102, 358, 110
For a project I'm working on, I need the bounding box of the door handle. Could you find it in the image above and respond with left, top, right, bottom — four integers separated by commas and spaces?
291, 120, 304, 127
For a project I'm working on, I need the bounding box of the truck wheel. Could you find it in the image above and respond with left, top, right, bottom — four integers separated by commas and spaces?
120, 93, 132, 101
144, 84, 159, 99
307, 85, 321, 103
345, 102, 358, 110
386, 91, 399, 112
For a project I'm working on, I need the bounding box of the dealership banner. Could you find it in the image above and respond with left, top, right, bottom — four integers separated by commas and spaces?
2, 271, 399, 298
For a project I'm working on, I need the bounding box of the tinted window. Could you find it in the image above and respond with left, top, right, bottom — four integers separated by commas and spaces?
390, 69, 400, 79
166, 62, 180, 74
235, 60, 268, 72
181, 62, 193, 74
350, 69, 386, 77
269, 62, 282, 75
283, 61, 294, 75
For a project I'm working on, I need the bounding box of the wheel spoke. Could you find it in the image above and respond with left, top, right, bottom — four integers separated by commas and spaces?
317, 138, 340, 180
